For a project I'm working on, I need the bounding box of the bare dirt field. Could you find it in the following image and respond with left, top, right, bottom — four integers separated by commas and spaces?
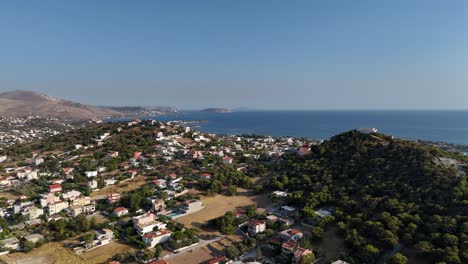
0, 242, 135, 264
167, 245, 217, 264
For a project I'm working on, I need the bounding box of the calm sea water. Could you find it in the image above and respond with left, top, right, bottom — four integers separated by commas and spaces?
135, 110, 468, 145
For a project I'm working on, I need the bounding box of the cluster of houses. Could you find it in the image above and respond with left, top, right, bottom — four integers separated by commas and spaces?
0, 116, 86, 149
0, 118, 328, 261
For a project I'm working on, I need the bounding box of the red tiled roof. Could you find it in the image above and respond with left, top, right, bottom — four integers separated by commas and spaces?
49, 184, 62, 189
248, 220, 264, 226
114, 207, 128, 213
282, 240, 296, 250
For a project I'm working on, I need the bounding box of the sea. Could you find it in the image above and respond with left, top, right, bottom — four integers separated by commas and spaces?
122, 110, 468, 146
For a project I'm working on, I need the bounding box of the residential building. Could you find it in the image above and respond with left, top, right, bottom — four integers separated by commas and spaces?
179, 200, 204, 215
26, 206, 44, 220
292, 247, 313, 263
113, 207, 129, 217
1, 237, 20, 251
23, 233, 44, 244
152, 199, 166, 212
132, 212, 166, 235
48, 184, 62, 193
95, 228, 114, 242
85, 171, 98, 178
280, 229, 303, 241
47, 201, 69, 215
107, 193, 121, 204
71, 196, 92, 207
281, 240, 297, 255
199, 173, 212, 180
142, 230, 172, 247
247, 220, 266, 236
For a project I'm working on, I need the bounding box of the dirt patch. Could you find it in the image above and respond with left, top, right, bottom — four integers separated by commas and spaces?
174, 191, 256, 236
0, 242, 83, 264
80, 242, 136, 263
167, 245, 217, 264
0, 242, 135, 264
90, 175, 148, 197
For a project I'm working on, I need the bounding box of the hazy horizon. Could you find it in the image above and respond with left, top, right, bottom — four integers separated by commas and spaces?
1, 1, 467, 110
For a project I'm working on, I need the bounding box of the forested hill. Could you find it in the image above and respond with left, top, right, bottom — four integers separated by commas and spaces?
271, 130, 467, 263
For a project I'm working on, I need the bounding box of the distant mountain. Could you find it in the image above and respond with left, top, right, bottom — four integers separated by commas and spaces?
200, 108, 232, 113
0, 90, 122, 120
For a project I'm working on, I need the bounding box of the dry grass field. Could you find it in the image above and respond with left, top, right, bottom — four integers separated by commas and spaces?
166, 245, 216, 264
174, 190, 256, 235
0, 242, 135, 264
90, 175, 148, 198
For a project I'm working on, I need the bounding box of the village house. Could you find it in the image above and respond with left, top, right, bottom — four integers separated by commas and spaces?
292, 247, 313, 263
199, 173, 212, 180
40, 192, 60, 207
104, 178, 117, 186
85, 171, 98, 178
0, 155, 7, 163
95, 228, 114, 243
142, 229, 172, 247
62, 190, 82, 201
279, 229, 303, 241
62, 167, 74, 175
69, 202, 95, 217
23, 233, 44, 244
113, 207, 129, 217
281, 240, 297, 256
48, 184, 62, 193
107, 193, 121, 204
25, 206, 44, 220
88, 180, 98, 189
132, 212, 167, 235
247, 220, 266, 236
106, 151, 119, 158
1, 237, 20, 251
222, 156, 234, 165
179, 200, 204, 215
153, 179, 167, 189
152, 199, 166, 212
72, 196, 93, 207
47, 201, 69, 215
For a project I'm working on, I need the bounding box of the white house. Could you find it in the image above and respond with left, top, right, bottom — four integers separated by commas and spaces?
104, 178, 117, 186
0, 155, 7, 163
142, 230, 172, 247
247, 220, 266, 236
85, 171, 98, 178
113, 207, 129, 217
47, 201, 69, 215
88, 180, 98, 189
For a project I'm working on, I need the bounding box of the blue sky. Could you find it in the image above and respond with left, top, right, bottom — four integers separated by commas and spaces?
0, 0, 467, 109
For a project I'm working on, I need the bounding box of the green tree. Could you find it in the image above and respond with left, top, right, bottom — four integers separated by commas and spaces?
388, 253, 408, 264
299, 253, 316, 264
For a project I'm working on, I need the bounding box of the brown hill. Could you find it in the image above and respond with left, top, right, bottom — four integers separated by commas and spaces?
0, 90, 121, 120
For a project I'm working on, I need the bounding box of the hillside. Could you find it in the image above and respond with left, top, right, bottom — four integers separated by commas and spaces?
0, 90, 121, 120
271, 130, 467, 263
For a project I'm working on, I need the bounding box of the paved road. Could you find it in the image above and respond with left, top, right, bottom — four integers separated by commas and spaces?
163, 235, 225, 260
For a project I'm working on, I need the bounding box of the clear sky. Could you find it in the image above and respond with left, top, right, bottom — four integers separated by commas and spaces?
0, 0, 467, 109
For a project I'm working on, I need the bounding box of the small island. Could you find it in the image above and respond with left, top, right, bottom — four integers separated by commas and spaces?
200, 108, 232, 113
